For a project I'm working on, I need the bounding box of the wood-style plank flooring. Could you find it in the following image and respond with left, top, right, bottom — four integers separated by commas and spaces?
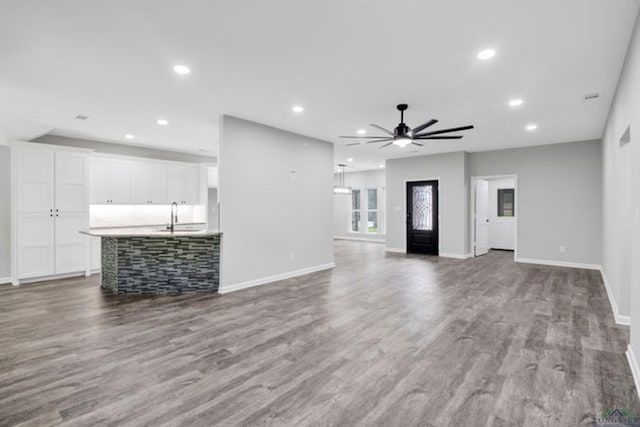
0, 241, 638, 426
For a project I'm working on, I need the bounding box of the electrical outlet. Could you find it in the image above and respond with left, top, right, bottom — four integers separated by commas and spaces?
560, 246, 566, 253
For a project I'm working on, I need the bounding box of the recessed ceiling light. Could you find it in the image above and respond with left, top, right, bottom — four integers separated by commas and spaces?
477, 49, 496, 60
357, 129, 367, 135
525, 124, 538, 131
509, 99, 524, 107
347, 158, 354, 162
125, 134, 135, 139
292, 105, 304, 113
157, 119, 169, 126
379, 164, 385, 168
173, 65, 191, 75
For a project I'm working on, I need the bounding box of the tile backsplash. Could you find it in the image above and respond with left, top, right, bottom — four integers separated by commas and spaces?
90, 204, 206, 228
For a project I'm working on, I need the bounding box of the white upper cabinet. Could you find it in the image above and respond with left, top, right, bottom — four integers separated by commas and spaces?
168, 164, 200, 205
90, 156, 201, 205
132, 161, 168, 204
109, 159, 134, 204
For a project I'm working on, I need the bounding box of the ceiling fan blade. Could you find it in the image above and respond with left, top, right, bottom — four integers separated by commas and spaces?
414, 135, 464, 140
339, 135, 390, 139
410, 141, 424, 147
369, 124, 394, 135
378, 142, 394, 148
365, 138, 392, 144
411, 119, 438, 135
415, 125, 474, 137
346, 142, 362, 146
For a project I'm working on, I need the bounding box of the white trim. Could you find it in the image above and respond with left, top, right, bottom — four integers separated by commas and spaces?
0, 277, 13, 285
439, 252, 468, 259
218, 263, 335, 294
470, 174, 518, 260
16, 271, 87, 285
334, 236, 385, 243
515, 257, 601, 270
385, 247, 406, 254
600, 267, 631, 326
464, 252, 473, 258
8, 140, 94, 153
627, 345, 640, 403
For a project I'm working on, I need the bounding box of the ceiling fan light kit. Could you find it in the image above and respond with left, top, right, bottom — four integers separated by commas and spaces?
339, 104, 474, 149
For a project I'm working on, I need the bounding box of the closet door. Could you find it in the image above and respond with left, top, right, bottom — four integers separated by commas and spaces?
54, 152, 88, 274
16, 148, 55, 278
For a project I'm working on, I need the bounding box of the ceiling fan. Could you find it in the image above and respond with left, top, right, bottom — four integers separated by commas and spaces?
340, 104, 474, 148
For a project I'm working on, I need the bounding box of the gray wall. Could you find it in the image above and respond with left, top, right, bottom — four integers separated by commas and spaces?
0, 146, 10, 280
386, 152, 467, 255
34, 134, 216, 164
467, 140, 602, 265
334, 169, 385, 242
218, 116, 334, 290
601, 7, 640, 340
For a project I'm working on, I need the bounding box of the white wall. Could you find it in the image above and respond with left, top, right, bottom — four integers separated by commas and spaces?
468, 140, 602, 266
386, 152, 467, 256
218, 115, 334, 291
334, 169, 385, 242
487, 178, 516, 251
602, 9, 640, 336
0, 145, 10, 280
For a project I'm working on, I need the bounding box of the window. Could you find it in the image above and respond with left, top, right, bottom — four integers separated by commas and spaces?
367, 189, 378, 233
351, 189, 361, 232
498, 188, 515, 217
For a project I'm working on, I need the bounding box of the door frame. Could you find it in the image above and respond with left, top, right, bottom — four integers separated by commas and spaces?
470, 174, 519, 260
404, 177, 441, 255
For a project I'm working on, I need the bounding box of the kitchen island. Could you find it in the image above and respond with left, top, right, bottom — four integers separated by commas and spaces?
80, 228, 221, 294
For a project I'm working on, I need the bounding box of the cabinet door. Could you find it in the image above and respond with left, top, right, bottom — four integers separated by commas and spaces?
55, 212, 87, 274
17, 213, 55, 278
109, 159, 133, 204
131, 161, 151, 204
168, 165, 200, 204
90, 157, 110, 204
91, 237, 101, 271
148, 163, 168, 204
56, 152, 88, 213
17, 149, 54, 214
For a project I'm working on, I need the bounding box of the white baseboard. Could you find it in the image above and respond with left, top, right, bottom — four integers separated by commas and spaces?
0, 276, 13, 285
16, 271, 87, 285
385, 247, 406, 254
600, 267, 631, 326
439, 253, 469, 260
218, 263, 335, 294
515, 257, 601, 271
334, 236, 385, 243
464, 252, 473, 259
627, 345, 640, 402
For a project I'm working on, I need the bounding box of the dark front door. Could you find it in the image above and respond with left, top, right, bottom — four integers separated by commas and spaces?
406, 180, 439, 255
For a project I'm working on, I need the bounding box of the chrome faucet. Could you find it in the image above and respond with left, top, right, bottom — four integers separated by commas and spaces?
169, 202, 179, 232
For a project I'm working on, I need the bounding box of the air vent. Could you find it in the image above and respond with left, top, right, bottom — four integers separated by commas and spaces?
583, 93, 600, 101
75, 114, 89, 120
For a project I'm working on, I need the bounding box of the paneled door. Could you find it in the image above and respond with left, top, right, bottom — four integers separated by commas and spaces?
54, 152, 88, 274
406, 180, 439, 255
15, 148, 55, 278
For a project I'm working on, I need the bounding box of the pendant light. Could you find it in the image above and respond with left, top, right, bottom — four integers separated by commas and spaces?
334, 164, 352, 195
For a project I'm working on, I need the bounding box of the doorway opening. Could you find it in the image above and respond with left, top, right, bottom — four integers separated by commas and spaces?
471, 175, 518, 259
406, 180, 439, 255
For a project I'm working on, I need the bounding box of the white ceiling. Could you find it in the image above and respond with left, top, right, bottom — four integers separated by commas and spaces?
0, 0, 638, 168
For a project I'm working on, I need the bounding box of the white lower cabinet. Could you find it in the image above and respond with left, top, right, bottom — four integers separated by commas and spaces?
13, 145, 89, 281
91, 237, 101, 271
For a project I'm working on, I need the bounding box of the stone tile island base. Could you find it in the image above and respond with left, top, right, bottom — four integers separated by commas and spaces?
101, 234, 221, 294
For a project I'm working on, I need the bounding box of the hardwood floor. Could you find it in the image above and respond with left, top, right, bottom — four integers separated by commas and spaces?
0, 241, 638, 426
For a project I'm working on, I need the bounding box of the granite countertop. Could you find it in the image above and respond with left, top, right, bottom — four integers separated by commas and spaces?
80, 225, 222, 238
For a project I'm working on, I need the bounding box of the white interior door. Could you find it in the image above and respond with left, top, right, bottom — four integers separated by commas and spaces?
475, 179, 490, 256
